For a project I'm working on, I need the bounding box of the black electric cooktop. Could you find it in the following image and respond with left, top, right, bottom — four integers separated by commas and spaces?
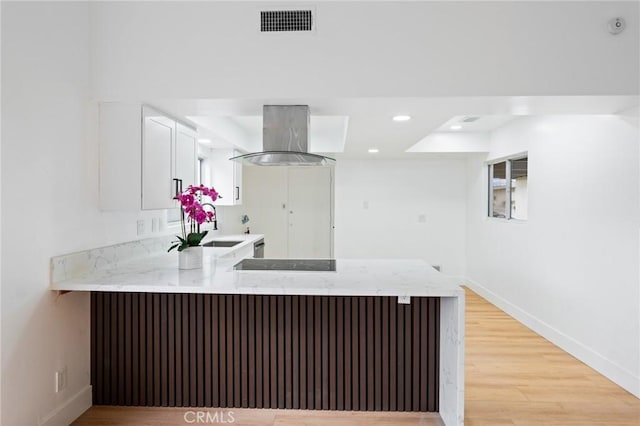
234, 258, 337, 272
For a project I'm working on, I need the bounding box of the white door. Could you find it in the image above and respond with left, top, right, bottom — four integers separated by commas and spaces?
243, 167, 289, 258
142, 108, 175, 210
287, 167, 332, 258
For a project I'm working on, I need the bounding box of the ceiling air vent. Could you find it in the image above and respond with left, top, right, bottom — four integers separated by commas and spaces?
462, 116, 480, 123
260, 10, 313, 32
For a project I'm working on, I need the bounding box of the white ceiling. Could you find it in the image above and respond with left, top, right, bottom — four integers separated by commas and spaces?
434, 115, 517, 133
153, 96, 639, 159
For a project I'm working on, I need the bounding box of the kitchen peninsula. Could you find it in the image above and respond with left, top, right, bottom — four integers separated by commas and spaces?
50, 235, 464, 426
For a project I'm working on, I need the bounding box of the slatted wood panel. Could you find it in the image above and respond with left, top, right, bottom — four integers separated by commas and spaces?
91, 293, 439, 412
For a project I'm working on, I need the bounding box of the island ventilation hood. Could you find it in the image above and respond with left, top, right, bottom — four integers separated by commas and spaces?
230, 105, 335, 166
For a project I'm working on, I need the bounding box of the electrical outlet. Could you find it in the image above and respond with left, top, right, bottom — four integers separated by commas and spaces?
363, 201, 369, 210
398, 295, 411, 305
55, 367, 67, 393
136, 219, 145, 236
418, 214, 426, 223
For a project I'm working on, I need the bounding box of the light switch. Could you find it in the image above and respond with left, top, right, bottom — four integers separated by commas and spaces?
363, 201, 369, 210
418, 214, 426, 223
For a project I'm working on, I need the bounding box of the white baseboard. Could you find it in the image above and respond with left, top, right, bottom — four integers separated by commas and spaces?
40, 385, 92, 426
462, 277, 640, 399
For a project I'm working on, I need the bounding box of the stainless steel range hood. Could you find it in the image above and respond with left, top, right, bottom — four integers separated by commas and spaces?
230, 105, 335, 166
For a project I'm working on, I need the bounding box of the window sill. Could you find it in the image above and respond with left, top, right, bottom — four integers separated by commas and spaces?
485, 217, 528, 224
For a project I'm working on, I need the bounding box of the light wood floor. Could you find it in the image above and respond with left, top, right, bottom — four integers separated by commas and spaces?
73, 288, 640, 425
464, 288, 639, 425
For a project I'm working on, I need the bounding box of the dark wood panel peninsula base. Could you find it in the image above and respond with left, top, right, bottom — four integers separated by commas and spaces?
91, 292, 440, 412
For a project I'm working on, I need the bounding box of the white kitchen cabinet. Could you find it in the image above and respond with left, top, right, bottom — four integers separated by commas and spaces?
174, 123, 197, 190
209, 149, 243, 206
142, 106, 176, 210
234, 153, 243, 204
99, 103, 198, 211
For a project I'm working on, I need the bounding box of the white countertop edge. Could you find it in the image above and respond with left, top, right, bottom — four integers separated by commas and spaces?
51, 282, 464, 298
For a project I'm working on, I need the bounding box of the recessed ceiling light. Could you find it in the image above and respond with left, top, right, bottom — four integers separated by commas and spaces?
198, 138, 212, 144
450, 125, 462, 130
368, 148, 379, 153
392, 115, 411, 122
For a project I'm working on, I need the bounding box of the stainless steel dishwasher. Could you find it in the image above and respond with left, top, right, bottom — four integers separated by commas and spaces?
253, 238, 265, 258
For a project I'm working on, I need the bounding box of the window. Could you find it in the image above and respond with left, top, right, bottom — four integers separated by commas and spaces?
488, 155, 528, 220
510, 157, 528, 220
489, 161, 507, 218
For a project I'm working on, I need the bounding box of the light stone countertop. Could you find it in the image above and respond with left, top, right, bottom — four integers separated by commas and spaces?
50, 233, 463, 298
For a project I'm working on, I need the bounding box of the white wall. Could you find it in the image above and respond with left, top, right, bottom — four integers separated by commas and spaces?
0, 3, 241, 424
335, 159, 467, 275
90, 1, 638, 100
2, 3, 94, 424
465, 115, 640, 397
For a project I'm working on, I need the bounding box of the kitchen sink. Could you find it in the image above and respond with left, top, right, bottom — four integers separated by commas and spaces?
203, 240, 243, 248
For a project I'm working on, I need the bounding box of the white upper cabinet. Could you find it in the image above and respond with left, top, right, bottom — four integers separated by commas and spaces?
174, 123, 197, 189
234, 151, 243, 204
99, 103, 198, 211
209, 149, 243, 206
142, 106, 176, 210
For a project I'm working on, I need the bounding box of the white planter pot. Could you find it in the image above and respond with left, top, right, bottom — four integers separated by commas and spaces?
178, 246, 203, 270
